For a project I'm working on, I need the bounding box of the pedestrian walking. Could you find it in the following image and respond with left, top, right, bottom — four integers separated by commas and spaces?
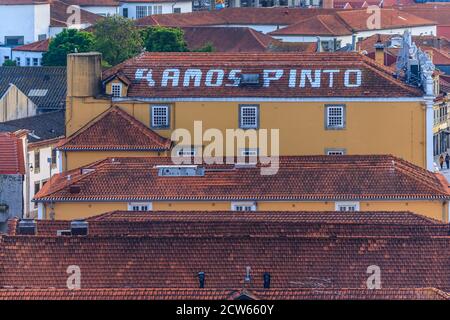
439, 154, 444, 170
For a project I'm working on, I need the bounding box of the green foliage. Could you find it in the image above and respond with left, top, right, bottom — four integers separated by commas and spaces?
192, 42, 215, 52
92, 15, 143, 66
2, 59, 17, 66
42, 29, 94, 66
142, 26, 188, 52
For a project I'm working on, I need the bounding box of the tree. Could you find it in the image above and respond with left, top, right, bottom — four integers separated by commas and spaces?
42, 29, 94, 66
92, 15, 143, 66
192, 42, 215, 52
142, 26, 188, 52
2, 60, 17, 66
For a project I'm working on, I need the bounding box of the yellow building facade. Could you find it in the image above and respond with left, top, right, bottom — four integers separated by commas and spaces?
34, 52, 448, 221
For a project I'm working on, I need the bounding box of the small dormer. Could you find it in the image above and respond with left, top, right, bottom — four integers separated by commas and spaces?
103, 72, 131, 98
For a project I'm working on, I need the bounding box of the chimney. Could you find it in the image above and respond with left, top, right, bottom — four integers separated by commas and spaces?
351, 34, 357, 52
198, 272, 205, 288
263, 272, 271, 289
67, 52, 102, 98
323, 0, 334, 8
374, 35, 385, 65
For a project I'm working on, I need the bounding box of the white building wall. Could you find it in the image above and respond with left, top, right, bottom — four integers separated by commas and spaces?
120, 1, 192, 19
0, 4, 50, 45
33, 3, 51, 41
12, 51, 44, 66
0, 47, 12, 65
28, 145, 62, 218
81, 5, 119, 16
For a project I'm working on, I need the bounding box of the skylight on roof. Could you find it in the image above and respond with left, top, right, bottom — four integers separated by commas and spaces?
28, 89, 48, 97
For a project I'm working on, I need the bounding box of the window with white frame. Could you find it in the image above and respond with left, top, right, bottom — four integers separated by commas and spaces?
231, 202, 257, 212
239, 105, 259, 129
15, 57, 20, 66
111, 83, 122, 97
26, 58, 30, 66
335, 202, 359, 212
177, 147, 197, 157
127, 202, 152, 211
151, 105, 170, 128
326, 105, 345, 129
326, 149, 345, 155
32, 58, 39, 66
153, 5, 162, 14
136, 6, 148, 18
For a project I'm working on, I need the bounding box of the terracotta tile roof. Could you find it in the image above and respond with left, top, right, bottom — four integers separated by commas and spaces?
102, 52, 423, 98
270, 8, 435, 36
270, 14, 352, 36
34, 155, 450, 202
57, 106, 171, 151
0, 133, 24, 175
182, 27, 278, 52
58, 0, 119, 6
423, 47, 450, 66
0, 0, 48, 4
0, 287, 448, 300
50, 0, 103, 27
395, 4, 450, 26
15, 211, 449, 238
12, 39, 49, 52
357, 34, 450, 54
135, 7, 340, 28
0, 233, 449, 289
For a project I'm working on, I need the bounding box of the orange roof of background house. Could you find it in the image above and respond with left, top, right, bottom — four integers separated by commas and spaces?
182, 26, 279, 52
34, 155, 450, 202
395, 3, 450, 26
0, 0, 48, 4
57, 107, 171, 151
101, 52, 423, 98
11, 210, 448, 237
135, 7, 340, 27
12, 39, 49, 52
0, 287, 448, 300
270, 8, 436, 36
0, 133, 24, 175
1, 218, 450, 291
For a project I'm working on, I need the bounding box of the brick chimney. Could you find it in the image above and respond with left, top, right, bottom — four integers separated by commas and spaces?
374, 35, 385, 65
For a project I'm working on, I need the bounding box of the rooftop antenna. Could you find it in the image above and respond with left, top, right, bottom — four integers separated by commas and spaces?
244, 266, 252, 287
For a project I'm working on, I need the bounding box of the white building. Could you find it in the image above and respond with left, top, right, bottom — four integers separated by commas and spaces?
120, 0, 193, 19
269, 9, 437, 51
0, 0, 102, 66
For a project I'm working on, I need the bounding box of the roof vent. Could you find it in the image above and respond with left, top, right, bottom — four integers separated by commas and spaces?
18, 219, 36, 235
70, 220, 88, 236
244, 266, 252, 283
56, 229, 72, 236
69, 185, 81, 194
239, 73, 260, 86
263, 272, 271, 289
198, 272, 205, 288
156, 165, 205, 177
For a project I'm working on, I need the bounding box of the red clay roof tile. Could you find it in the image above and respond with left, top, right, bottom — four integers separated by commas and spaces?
34, 155, 450, 202
12, 39, 49, 52
21, 211, 449, 238
0, 133, 24, 175
102, 52, 423, 98
57, 106, 171, 151
0, 287, 447, 300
